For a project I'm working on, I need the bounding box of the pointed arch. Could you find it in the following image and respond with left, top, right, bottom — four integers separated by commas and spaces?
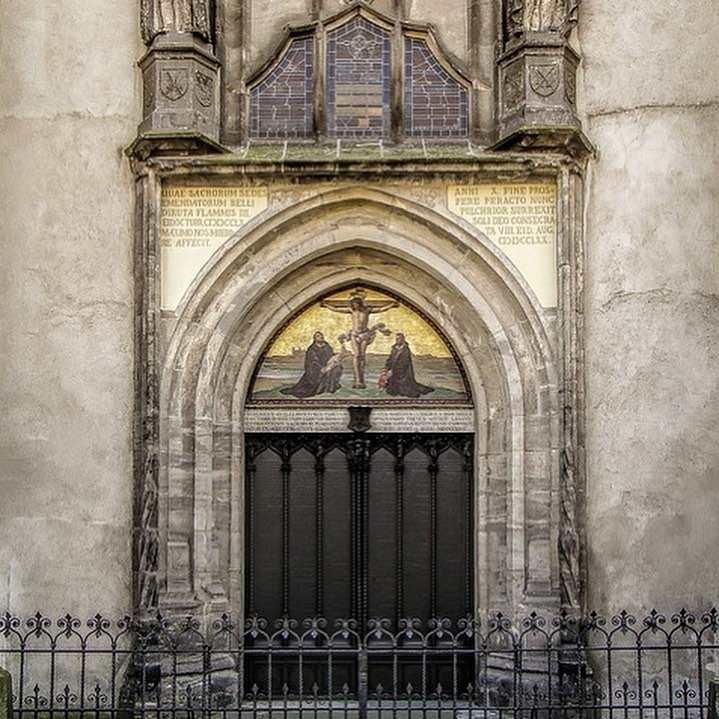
157, 186, 561, 618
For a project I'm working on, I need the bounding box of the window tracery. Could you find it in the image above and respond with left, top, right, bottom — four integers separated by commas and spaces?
327, 17, 391, 139
247, 10, 470, 142
404, 37, 468, 138
249, 37, 314, 140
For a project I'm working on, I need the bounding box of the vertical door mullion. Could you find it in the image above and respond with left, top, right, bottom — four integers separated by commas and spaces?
347, 435, 371, 628
281, 441, 292, 617
315, 442, 325, 618
395, 437, 405, 627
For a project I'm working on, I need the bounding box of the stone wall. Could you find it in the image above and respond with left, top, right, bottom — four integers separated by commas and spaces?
578, 1, 719, 610
0, 0, 140, 615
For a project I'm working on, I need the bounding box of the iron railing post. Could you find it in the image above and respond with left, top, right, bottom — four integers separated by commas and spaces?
358, 643, 368, 719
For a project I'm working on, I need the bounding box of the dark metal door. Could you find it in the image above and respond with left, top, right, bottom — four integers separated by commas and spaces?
245, 432, 474, 695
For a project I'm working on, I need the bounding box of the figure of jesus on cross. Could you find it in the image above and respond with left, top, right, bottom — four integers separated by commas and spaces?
321, 289, 398, 389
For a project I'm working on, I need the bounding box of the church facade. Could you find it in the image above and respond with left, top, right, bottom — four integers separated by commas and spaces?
1, 0, 717, 633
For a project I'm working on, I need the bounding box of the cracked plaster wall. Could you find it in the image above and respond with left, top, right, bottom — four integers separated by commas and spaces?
576, 1, 719, 611
0, 0, 140, 615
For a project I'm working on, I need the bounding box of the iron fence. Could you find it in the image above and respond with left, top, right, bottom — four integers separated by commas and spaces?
1, 609, 718, 718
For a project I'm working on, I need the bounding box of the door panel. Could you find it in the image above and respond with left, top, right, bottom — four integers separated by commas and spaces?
367, 446, 396, 620
287, 447, 317, 620
402, 446, 433, 621
245, 432, 473, 695
321, 446, 353, 620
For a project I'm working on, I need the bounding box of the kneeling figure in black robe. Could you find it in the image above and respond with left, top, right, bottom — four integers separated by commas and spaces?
384, 333, 433, 398
281, 331, 342, 398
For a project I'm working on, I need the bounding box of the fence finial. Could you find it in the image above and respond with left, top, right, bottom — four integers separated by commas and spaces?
0, 666, 12, 719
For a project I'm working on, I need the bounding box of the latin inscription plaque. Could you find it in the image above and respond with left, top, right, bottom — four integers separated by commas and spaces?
160, 186, 268, 310
447, 183, 557, 307
245, 408, 350, 433
244, 407, 474, 433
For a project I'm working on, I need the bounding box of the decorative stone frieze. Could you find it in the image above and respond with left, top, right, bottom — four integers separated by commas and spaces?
138, 33, 220, 144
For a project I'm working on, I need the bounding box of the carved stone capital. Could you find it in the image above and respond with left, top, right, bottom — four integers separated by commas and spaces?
138, 33, 220, 143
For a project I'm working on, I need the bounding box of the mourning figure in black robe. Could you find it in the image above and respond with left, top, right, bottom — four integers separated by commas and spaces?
281, 331, 343, 398
384, 333, 434, 398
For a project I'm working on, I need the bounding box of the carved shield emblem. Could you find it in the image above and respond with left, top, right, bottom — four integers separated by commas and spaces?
529, 64, 560, 97
195, 72, 214, 108
160, 69, 189, 102
504, 65, 525, 109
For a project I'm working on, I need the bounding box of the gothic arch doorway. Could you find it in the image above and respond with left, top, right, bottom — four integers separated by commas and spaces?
150, 189, 566, 631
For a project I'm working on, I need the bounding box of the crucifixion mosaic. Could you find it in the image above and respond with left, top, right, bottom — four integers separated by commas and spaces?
249, 287, 470, 403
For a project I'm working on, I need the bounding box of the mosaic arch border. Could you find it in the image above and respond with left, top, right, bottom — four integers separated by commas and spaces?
132, 174, 586, 623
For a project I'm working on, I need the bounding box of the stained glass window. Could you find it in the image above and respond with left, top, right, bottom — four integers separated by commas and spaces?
249, 37, 313, 139
404, 37, 468, 138
327, 17, 391, 139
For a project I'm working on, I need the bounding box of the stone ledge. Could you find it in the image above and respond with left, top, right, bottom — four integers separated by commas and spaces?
126, 130, 231, 160
490, 126, 595, 160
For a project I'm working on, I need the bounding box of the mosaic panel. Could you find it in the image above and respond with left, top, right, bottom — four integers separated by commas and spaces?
250, 38, 313, 139
327, 17, 391, 139
404, 38, 468, 138
250, 287, 470, 404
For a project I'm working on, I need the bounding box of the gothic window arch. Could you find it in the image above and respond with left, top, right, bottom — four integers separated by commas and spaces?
246, 7, 471, 142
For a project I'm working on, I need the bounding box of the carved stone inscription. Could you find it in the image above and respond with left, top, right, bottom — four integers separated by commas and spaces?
371, 408, 474, 432
160, 186, 268, 309
244, 407, 474, 433
244, 409, 350, 433
447, 183, 557, 307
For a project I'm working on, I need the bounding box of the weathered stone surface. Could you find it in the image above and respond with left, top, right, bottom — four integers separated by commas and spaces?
0, 0, 716, 633
576, 1, 719, 115
582, 9, 719, 611
0, 1, 139, 118
0, 0, 137, 616
0, 666, 11, 719
138, 33, 220, 141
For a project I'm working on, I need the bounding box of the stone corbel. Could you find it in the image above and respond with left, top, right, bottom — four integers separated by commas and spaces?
495, 0, 589, 156
133, 0, 226, 158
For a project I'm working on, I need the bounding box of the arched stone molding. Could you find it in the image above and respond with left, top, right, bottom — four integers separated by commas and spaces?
155, 187, 563, 620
